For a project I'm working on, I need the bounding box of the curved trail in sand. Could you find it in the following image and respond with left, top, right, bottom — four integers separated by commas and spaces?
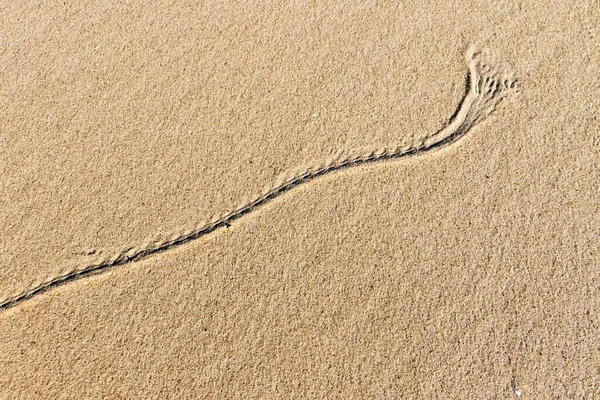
0, 46, 519, 311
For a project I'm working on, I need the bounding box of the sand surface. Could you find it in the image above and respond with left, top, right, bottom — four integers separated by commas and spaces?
1, 1, 599, 398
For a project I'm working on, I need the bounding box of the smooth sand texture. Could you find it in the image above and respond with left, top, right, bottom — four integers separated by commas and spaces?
1, 1, 599, 398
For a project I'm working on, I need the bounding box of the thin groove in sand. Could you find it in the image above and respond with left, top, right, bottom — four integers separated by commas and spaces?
0, 45, 519, 311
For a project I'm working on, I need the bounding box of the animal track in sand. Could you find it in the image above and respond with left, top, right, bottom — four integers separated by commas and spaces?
0, 45, 519, 311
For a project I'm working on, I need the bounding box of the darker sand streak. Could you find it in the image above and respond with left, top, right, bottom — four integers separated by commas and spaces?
0, 47, 519, 311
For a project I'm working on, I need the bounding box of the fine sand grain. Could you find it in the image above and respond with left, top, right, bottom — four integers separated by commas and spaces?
1, 1, 599, 398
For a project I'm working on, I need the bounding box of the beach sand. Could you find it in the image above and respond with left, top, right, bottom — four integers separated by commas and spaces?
1, 1, 598, 398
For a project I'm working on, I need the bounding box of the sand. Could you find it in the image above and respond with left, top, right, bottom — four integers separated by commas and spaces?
1, 1, 598, 398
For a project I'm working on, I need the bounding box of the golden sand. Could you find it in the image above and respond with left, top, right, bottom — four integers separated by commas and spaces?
1, 1, 598, 398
